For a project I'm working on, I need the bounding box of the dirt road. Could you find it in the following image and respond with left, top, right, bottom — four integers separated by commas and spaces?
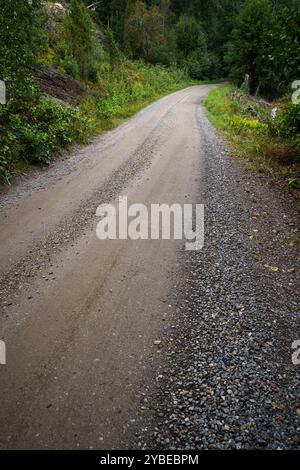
0, 85, 216, 449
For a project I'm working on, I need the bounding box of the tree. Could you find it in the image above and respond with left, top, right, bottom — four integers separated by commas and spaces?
225, 0, 273, 94
261, 2, 300, 97
63, 0, 102, 81
226, 0, 300, 97
102, 28, 122, 70
85, 0, 136, 42
170, 0, 245, 77
175, 15, 208, 79
176, 15, 206, 55
124, 1, 166, 63
0, 0, 47, 98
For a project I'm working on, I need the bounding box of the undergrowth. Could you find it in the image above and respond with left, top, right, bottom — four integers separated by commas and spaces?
204, 85, 300, 190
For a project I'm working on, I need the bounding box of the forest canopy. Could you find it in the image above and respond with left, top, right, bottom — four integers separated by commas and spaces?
0, 0, 299, 98
81, 0, 300, 97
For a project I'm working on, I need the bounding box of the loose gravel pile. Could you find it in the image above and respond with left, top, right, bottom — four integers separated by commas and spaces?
136, 107, 300, 450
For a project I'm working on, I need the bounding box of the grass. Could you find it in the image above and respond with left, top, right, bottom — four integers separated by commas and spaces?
204, 84, 300, 191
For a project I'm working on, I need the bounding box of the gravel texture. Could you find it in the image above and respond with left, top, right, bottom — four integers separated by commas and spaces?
135, 106, 300, 450
0, 104, 174, 308
1, 88, 299, 450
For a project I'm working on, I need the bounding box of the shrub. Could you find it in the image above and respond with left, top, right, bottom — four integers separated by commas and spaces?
226, 115, 268, 136
54, 41, 80, 79
274, 103, 300, 145
0, 96, 93, 182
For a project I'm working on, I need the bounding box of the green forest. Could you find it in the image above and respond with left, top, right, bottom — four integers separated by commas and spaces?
0, 0, 299, 185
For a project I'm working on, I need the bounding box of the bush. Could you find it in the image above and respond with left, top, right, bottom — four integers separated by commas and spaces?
204, 85, 300, 187
0, 96, 93, 182
54, 41, 80, 79
274, 103, 300, 145
226, 115, 268, 136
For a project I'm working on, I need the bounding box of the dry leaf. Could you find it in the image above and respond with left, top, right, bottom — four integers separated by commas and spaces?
276, 413, 285, 423
264, 264, 279, 272
271, 402, 282, 409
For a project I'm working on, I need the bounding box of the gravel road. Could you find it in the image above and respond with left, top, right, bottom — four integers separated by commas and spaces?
0, 85, 299, 450
134, 107, 300, 450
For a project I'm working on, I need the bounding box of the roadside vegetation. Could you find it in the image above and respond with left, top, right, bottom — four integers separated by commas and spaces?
204, 85, 300, 190
204, 0, 300, 192
0, 0, 299, 186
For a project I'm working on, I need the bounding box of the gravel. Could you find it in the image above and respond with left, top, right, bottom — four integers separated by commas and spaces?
135, 106, 300, 450
0, 105, 174, 310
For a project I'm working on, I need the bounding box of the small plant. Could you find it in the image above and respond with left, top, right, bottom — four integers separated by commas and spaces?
226, 115, 268, 136
274, 103, 300, 144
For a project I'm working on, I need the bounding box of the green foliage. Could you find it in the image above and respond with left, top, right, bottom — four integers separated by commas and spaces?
0, 0, 47, 98
225, 115, 269, 136
226, 0, 300, 97
61, 0, 103, 81
95, 60, 193, 120
273, 103, 300, 144
124, 1, 166, 63
54, 41, 80, 79
225, 0, 273, 94
262, 4, 300, 97
102, 29, 122, 70
84, 0, 133, 41
175, 15, 208, 80
0, 96, 93, 182
170, 0, 245, 75
175, 15, 205, 54
80, 0, 298, 89
204, 85, 300, 186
